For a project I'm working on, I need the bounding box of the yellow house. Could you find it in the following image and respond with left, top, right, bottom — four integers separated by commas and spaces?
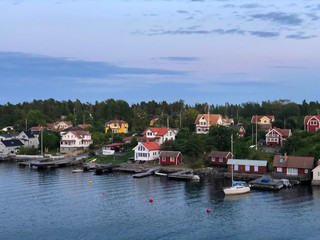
105, 119, 128, 133
251, 115, 275, 125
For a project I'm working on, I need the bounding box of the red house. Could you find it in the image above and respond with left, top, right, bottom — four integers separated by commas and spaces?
208, 151, 233, 166
159, 151, 182, 165
227, 159, 268, 174
273, 154, 314, 176
304, 115, 320, 132
231, 124, 245, 137
266, 127, 292, 147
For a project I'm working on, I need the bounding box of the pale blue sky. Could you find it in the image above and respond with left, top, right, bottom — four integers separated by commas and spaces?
0, 0, 319, 104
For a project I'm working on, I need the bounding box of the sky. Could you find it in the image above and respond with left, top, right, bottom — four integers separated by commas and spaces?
0, 0, 319, 105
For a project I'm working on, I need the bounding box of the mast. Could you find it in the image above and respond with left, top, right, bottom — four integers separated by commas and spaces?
255, 114, 258, 151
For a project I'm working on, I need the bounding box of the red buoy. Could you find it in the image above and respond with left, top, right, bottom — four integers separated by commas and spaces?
149, 199, 153, 203
206, 208, 211, 213
102, 192, 105, 195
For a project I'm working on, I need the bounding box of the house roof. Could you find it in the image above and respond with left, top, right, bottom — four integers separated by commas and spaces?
141, 142, 160, 151
227, 159, 268, 166
231, 125, 245, 131
22, 131, 35, 138
267, 127, 291, 138
159, 151, 181, 158
1, 139, 24, 147
63, 130, 91, 140
273, 155, 314, 169
0, 133, 19, 138
304, 115, 320, 124
142, 127, 171, 136
105, 119, 128, 127
312, 165, 320, 172
208, 151, 232, 158
104, 143, 125, 147
78, 123, 92, 129
62, 126, 87, 132
194, 114, 222, 125
251, 115, 275, 123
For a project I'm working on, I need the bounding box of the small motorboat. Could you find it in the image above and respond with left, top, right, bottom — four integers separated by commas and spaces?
191, 175, 200, 180
72, 169, 83, 173
155, 171, 167, 177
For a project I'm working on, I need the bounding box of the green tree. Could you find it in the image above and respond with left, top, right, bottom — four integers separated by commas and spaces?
161, 140, 180, 151
207, 125, 238, 151
182, 108, 198, 132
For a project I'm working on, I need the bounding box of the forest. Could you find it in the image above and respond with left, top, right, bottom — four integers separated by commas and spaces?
1, 99, 320, 166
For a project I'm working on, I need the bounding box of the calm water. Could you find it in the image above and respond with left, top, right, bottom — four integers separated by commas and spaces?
0, 162, 319, 240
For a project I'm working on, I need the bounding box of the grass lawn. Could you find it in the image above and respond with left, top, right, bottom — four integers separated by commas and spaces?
95, 151, 134, 164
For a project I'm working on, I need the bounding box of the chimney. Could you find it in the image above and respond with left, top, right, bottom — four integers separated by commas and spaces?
317, 160, 320, 166
146, 139, 149, 143
284, 152, 287, 162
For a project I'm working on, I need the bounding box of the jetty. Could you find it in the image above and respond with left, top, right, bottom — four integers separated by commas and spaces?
83, 163, 119, 175
249, 177, 284, 190
167, 169, 195, 181
132, 166, 161, 178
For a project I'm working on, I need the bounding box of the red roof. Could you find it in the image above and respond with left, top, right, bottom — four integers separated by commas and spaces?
142, 127, 170, 136
304, 115, 320, 125
104, 143, 125, 147
141, 142, 160, 150
267, 127, 291, 138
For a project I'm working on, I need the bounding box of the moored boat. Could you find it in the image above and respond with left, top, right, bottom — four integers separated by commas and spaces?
72, 169, 83, 173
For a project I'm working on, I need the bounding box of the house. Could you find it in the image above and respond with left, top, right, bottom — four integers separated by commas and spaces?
208, 151, 233, 166
1, 126, 14, 132
251, 115, 275, 131
150, 118, 159, 126
266, 127, 292, 147
78, 123, 92, 129
0, 133, 18, 141
312, 161, 320, 185
273, 154, 314, 178
105, 119, 128, 133
60, 130, 93, 154
17, 131, 39, 148
102, 143, 125, 155
122, 136, 146, 144
142, 127, 176, 145
304, 114, 320, 132
47, 121, 72, 132
159, 151, 182, 165
227, 159, 268, 174
60, 126, 88, 136
231, 124, 245, 138
194, 114, 234, 134
133, 141, 160, 161
0, 139, 24, 155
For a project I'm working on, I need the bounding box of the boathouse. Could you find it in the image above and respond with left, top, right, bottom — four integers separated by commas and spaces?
227, 159, 268, 174
208, 151, 233, 166
159, 151, 182, 165
102, 143, 125, 155
273, 154, 314, 179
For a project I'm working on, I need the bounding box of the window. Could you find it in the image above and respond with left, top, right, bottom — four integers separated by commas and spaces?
287, 168, 298, 176
254, 166, 258, 172
311, 120, 317, 125
211, 158, 215, 162
234, 165, 238, 171
304, 169, 308, 174
162, 157, 166, 162
219, 158, 223, 163
280, 158, 283, 163
277, 167, 282, 172
245, 165, 250, 171
272, 131, 275, 136
318, 172, 320, 177
170, 157, 174, 162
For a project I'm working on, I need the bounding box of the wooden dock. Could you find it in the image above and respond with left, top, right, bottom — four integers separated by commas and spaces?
167, 169, 195, 181
133, 166, 161, 178
249, 177, 284, 190
29, 158, 74, 169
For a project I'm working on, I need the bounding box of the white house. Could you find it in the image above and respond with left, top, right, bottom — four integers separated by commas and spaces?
0, 139, 24, 155
194, 114, 234, 134
60, 130, 93, 154
141, 127, 176, 145
0, 134, 18, 141
312, 162, 320, 185
133, 141, 161, 161
17, 131, 39, 148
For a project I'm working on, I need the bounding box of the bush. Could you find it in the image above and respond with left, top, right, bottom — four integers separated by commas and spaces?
88, 151, 96, 157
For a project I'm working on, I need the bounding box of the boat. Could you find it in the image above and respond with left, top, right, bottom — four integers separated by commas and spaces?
223, 180, 250, 195
155, 171, 167, 177
191, 175, 200, 180
72, 169, 83, 173
223, 164, 250, 195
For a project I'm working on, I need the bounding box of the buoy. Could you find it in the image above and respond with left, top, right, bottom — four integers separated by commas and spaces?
149, 199, 153, 203
89, 181, 92, 184
102, 192, 105, 195
32, 175, 35, 178
206, 208, 211, 213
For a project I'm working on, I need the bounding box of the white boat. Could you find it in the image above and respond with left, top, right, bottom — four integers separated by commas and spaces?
223, 164, 250, 195
155, 171, 167, 177
72, 169, 83, 173
191, 175, 200, 180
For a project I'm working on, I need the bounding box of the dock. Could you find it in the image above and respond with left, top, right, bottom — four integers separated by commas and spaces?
249, 177, 284, 190
167, 169, 195, 181
133, 166, 161, 178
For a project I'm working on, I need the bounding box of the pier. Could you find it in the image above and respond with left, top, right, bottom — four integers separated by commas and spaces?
132, 166, 161, 178
83, 163, 119, 175
249, 177, 284, 190
167, 169, 195, 181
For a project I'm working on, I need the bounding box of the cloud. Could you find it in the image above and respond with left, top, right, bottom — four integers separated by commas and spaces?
177, 10, 189, 14
0, 52, 186, 80
156, 57, 200, 62
251, 12, 303, 25
240, 4, 262, 9
146, 28, 245, 36
286, 33, 317, 39
250, 31, 279, 38
306, 13, 320, 21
